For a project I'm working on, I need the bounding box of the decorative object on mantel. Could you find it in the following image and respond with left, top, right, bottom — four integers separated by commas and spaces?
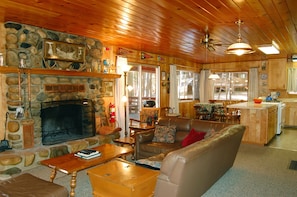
44, 39, 86, 63
43, 39, 87, 71
42, 58, 87, 71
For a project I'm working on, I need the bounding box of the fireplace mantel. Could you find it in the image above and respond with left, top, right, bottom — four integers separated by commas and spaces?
0, 67, 121, 79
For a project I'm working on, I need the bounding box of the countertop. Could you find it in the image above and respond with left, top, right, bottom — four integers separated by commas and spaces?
279, 98, 297, 102
227, 102, 278, 109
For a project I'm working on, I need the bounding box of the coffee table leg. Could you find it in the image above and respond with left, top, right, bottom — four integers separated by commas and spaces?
69, 171, 77, 197
131, 143, 135, 160
49, 168, 57, 182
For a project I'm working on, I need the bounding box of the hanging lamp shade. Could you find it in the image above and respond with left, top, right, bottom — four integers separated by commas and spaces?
226, 42, 255, 56
208, 73, 220, 80
226, 20, 255, 56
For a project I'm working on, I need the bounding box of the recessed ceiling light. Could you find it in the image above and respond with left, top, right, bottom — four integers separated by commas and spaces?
258, 40, 280, 55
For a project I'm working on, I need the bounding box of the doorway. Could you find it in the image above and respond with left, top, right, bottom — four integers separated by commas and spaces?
127, 64, 160, 121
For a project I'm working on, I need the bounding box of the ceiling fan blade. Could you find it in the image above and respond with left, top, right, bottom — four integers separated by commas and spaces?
207, 46, 216, 52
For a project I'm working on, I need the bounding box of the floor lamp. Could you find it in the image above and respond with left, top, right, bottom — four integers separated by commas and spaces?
119, 57, 131, 137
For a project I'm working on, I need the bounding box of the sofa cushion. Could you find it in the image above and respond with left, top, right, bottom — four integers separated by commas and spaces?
153, 125, 177, 143
139, 142, 180, 156
135, 153, 166, 170
181, 128, 206, 147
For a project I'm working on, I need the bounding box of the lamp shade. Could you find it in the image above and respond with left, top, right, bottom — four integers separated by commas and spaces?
116, 56, 132, 72
208, 73, 220, 80
226, 19, 255, 56
226, 42, 255, 56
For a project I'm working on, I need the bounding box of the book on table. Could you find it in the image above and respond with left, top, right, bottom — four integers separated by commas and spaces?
75, 149, 101, 159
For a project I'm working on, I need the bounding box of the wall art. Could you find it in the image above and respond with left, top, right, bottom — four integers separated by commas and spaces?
43, 39, 85, 63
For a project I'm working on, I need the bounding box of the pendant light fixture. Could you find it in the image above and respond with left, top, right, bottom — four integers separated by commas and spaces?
226, 19, 255, 56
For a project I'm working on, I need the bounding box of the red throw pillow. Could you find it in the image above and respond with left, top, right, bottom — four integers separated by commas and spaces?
181, 128, 206, 147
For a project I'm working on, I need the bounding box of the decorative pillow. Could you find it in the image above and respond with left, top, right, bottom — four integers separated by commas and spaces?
204, 128, 216, 139
181, 128, 206, 147
152, 125, 177, 143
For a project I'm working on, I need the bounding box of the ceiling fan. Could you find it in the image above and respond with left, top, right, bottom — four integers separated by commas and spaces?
200, 32, 222, 52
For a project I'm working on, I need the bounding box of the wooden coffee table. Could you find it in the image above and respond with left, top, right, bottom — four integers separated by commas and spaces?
41, 144, 133, 197
87, 158, 160, 197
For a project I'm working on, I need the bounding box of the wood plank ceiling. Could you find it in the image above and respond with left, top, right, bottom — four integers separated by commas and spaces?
0, 0, 296, 64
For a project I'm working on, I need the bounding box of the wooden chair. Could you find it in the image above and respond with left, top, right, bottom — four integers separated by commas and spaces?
129, 107, 160, 136
194, 105, 210, 120
140, 107, 160, 125
213, 105, 226, 122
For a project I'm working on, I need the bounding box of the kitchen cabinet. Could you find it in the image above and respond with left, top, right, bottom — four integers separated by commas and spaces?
228, 102, 277, 145
283, 102, 297, 127
268, 59, 287, 90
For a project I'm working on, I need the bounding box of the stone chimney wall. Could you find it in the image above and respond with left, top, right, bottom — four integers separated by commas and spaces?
0, 22, 117, 175
3, 22, 107, 149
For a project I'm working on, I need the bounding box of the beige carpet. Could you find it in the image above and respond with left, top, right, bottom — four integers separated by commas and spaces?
202, 144, 297, 197
268, 128, 297, 151
23, 143, 297, 197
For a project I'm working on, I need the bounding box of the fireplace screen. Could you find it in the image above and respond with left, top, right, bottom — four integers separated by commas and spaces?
41, 99, 95, 145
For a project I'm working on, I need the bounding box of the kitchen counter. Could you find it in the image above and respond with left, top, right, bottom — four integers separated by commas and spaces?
279, 98, 297, 102
227, 102, 277, 145
227, 102, 279, 109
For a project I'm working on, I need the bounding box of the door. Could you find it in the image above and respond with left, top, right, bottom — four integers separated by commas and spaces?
127, 64, 160, 121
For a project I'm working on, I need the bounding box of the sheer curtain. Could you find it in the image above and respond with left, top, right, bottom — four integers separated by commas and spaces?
248, 67, 259, 101
115, 56, 127, 137
199, 70, 213, 102
169, 65, 179, 113
287, 68, 297, 93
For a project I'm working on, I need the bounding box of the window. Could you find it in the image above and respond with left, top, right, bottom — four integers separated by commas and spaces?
128, 65, 156, 99
177, 70, 199, 100
213, 72, 248, 100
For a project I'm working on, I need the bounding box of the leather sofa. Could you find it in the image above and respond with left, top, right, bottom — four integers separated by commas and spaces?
135, 117, 233, 159
154, 124, 245, 197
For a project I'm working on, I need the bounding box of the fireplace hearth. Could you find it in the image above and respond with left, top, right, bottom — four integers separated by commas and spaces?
41, 99, 95, 145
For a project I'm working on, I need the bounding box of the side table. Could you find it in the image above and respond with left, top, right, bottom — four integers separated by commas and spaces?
113, 137, 135, 160
129, 124, 155, 137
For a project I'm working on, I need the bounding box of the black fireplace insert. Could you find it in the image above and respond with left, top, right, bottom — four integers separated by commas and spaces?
41, 99, 95, 145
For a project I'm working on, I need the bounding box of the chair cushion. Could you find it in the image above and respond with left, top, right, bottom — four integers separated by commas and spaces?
181, 128, 206, 147
152, 125, 177, 143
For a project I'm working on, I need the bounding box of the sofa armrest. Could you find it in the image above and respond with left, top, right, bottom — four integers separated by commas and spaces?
135, 129, 155, 159
135, 129, 155, 143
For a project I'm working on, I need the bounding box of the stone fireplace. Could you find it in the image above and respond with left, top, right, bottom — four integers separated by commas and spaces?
2, 21, 108, 150
5, 74, 105, 149
41, 99, 96, 145
0, 22, 120, 174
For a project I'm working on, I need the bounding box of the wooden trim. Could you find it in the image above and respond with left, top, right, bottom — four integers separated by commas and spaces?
0, 67, 121, 79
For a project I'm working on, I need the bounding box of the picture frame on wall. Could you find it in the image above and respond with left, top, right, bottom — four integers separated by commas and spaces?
43, 39, 86, 63
161, 71, 166, 81
103, 81, 114, 97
